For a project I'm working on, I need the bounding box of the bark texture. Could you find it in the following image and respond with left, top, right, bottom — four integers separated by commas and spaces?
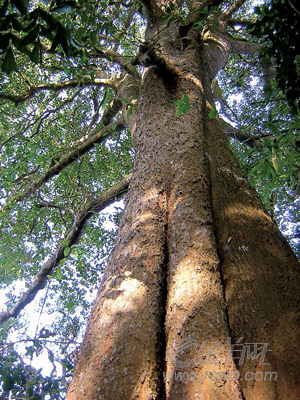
66, 13, 300, 400
205, 114, 300, 399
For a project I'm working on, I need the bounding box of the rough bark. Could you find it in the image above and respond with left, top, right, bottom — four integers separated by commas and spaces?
205, 114, 300, 399
66, 13, 300, 400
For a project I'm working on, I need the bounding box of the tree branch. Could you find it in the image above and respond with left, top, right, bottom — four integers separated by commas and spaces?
230, 39, 259, 55
91, 49, 140, 78
228, 18, 255, 27
140, 0, 164, 21
9, 117, 125, 204
40, 40, 139, 77
220, 0, 248, 22
35, 201, 76, 216
13, 166, 40, 184
0, 174, 131, 325
186, 0, 223, 25
1, 90, 82, 149
101, 98, 123, 126
65, 98, 123, 151
0, 75, 116, 106
221, 119, 260, 147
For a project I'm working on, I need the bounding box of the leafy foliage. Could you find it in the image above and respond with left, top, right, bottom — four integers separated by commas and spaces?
0, 0, 81, 74
0, 346, 64, 399
251, 0, 300, 113
174, 94, 191, 117
217, 52, 299, 252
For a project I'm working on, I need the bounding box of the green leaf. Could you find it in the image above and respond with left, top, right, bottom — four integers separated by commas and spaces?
126, 108, 132, 119
51, 24, 71, 54
76, 27, 87, 41
23, 19, 37, 33
64, 246, 70, 257
183, 104, 191, 113
120, 97, 129, 104
183, 94, 189, 104
208, 109, 217, 119
175, 95, 191, 117
0, 0, 9, 18
2, 47, 18, 74
208, 103, 217, 119
2, 374, 14, 392
10, 14, 25, 30
20, 25, 40, 46
271, 156, 282, 173
56, 266, 62, 280
175, 104, 184, 117
174, 99, 183, 106
30, 40, 41, 64
0, 33, 10, 51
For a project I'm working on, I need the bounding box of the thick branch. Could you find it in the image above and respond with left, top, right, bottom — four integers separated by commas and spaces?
140, 0, 164, 21
92, 49, 140, 78
0, 174, 131, 325
221, 119, 260, 147
40, 40, 138, 78
230, 39, 259, 55
186, 0, 223, 25
220, 0, 248, 22
228, 18, 255, 27
0, 75, 115, 106
10, 117, 125, 204
35, 201, 76, 216
101, 98, 123, 126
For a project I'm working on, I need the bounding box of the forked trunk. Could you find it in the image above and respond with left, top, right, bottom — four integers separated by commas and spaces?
66, 27, 300, 400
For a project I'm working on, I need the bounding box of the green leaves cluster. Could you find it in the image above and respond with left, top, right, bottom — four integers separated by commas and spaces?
174, 94, 191, 117
0, 338, 67, 399
0, 0, 78, 74
162, 2, 186, 25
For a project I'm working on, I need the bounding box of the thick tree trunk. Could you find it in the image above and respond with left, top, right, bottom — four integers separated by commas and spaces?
205, 115, 300, 399
66, 26, 300, 400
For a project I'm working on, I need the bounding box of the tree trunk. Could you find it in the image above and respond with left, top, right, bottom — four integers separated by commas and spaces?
66, 24, 300, 400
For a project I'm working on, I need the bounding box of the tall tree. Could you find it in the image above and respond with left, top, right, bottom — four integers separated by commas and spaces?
0, 0, 299, 399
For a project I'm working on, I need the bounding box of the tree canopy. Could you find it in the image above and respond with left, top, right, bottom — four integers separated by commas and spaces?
0, 0, 299, 398
251, 0, 300, 113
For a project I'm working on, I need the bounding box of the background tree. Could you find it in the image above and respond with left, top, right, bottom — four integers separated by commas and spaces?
0, 0, 299, 399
